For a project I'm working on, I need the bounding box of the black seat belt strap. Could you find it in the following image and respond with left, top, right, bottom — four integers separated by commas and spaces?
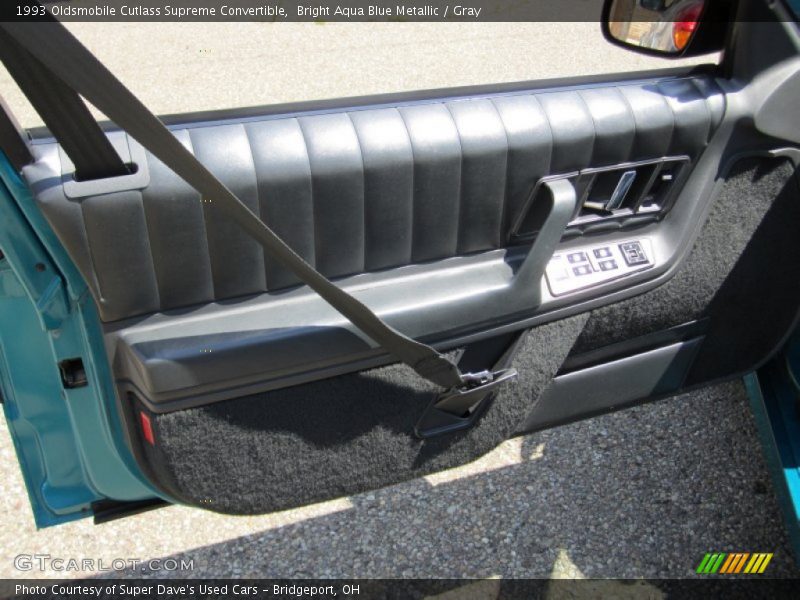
0, 28, 129, 181
0, 18, 513, 393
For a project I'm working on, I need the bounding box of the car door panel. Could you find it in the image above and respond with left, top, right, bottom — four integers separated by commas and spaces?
14, 70, 743, 516
4, 12, 798, 524
28, 75, 722, 322
25, 76, 723, 416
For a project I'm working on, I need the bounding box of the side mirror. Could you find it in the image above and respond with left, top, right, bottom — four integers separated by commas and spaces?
602, 0, 728, 57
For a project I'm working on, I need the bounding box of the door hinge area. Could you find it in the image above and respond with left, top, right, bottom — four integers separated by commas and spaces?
58, 357, 87, 389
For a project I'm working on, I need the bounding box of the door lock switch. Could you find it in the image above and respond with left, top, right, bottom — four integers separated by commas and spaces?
619, 241, 649, 266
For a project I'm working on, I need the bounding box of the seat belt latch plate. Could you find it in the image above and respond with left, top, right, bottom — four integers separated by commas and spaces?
414, 368, 518, 439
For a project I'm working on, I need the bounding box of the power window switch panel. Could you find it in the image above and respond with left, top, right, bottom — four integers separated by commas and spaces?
546, 238, 653, 297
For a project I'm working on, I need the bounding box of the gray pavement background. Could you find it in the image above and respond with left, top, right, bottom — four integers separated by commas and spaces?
2, 23, 709, 128
0, 23, 795, 581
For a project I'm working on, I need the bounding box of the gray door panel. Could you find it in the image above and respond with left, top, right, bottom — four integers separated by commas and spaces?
27, 76, 722, 321
24, 75, 724, 410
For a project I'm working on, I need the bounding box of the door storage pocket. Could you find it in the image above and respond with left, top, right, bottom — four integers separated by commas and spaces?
125, 314, 588, 515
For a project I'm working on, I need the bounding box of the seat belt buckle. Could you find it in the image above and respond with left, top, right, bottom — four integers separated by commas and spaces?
414, 368, 518, 439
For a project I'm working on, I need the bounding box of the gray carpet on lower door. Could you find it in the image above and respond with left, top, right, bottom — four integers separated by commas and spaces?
144, 313, 588, 515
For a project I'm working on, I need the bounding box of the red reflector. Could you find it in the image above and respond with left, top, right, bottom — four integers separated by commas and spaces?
139, 411, 155, 446
672, 3, 703, 51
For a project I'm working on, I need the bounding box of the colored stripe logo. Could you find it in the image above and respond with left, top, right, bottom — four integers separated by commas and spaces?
696, 552, 773, 574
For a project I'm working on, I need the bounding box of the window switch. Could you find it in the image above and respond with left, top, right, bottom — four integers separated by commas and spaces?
572, 265, 592, 276
567, 252, 588, 264
599, 259, 618, 271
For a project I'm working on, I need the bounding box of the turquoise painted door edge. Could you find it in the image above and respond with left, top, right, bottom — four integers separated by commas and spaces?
745, 328, 800, 565
0, 151, 163, 528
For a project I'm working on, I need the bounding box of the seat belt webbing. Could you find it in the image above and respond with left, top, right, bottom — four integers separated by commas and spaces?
0, 28, 129, 181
